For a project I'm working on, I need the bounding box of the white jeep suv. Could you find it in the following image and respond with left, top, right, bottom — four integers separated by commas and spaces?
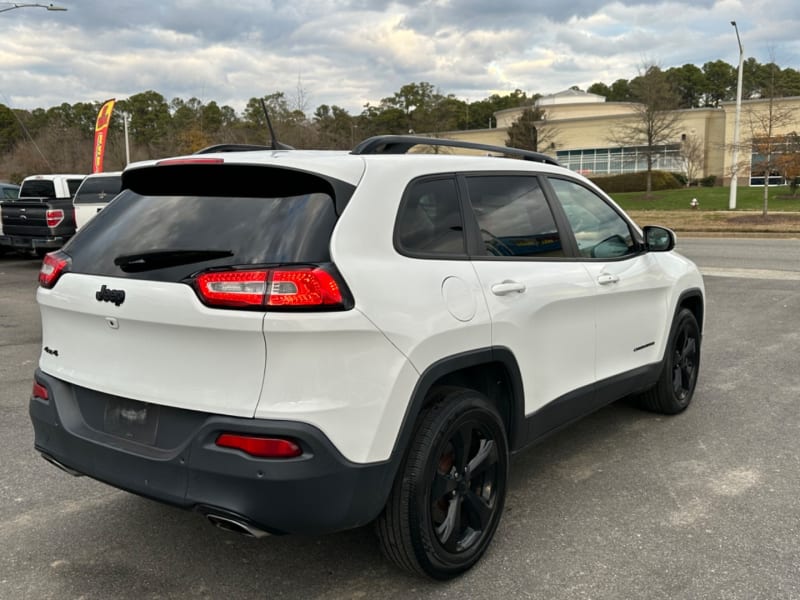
30, 136, 704, 579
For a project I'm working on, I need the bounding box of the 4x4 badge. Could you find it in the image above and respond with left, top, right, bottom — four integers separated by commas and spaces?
96, 284, 126, 306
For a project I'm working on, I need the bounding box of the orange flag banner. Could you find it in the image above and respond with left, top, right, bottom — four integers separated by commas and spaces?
92, 98, 116, 173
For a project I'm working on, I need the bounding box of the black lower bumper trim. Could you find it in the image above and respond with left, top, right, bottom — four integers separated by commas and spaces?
30, 369, 396, 535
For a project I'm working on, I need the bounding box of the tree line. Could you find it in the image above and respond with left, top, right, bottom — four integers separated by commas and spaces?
1, 57, 798, 182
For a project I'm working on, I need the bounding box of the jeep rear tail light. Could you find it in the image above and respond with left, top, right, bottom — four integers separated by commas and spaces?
39, 251, 71, 288
216, 433, 302, 458
192, 266, 352, 311
45, 209, 64, 228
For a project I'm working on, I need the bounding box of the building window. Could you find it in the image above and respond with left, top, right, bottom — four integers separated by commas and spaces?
556, 144, 682, 176
749, 134, 800, 187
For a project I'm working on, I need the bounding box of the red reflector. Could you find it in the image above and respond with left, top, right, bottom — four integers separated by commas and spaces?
195, 270, 268, 307
156, 157, 224, 166
267, 267, 343, 307
32, 382, 48, 401
38, 252, 70, 288
216, 434, 302, 458
45, 209, 64, 227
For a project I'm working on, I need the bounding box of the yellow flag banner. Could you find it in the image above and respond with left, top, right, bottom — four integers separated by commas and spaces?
92, 98, 116, 173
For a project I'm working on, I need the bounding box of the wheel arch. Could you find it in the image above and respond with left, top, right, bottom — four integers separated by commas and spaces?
388, 348, 526, 471
676, 287, 705, 335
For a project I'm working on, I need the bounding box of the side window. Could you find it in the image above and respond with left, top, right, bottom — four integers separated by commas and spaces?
467, 175, 564, 258
395, 178, 466, 256
68, 179, 84, 198
548, 178, 637, 259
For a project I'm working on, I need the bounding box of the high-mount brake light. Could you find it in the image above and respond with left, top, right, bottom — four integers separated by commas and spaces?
45, 208, 64, 227
216, 433, 302, 458
38, 252, 70, 288
156, 157, 224, 166
193, 266, 348, 310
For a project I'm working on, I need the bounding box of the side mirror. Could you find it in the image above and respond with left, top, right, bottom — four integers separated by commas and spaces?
643, 226, 676, 252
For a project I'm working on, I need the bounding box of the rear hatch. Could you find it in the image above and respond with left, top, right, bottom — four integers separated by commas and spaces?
38, 159, 360, 417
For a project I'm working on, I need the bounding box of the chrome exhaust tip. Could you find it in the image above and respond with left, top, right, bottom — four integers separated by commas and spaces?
205, 513, 270, 538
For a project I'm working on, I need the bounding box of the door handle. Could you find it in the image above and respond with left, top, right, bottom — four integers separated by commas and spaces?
597, 273, 620, 285
491, 280, 526, 296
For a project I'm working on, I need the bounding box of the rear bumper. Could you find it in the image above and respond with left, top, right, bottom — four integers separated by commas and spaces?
29, 369, 396, 535
0, 234, 69, 251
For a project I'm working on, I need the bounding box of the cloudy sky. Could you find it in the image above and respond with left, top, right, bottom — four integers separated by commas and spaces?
0, 0, 798, 115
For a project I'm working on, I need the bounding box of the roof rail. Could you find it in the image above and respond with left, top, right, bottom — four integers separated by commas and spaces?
194, 142, 294, 154
351, 135, 560, 166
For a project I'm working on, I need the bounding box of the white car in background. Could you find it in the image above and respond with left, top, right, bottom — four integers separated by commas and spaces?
73, 172, 122, 230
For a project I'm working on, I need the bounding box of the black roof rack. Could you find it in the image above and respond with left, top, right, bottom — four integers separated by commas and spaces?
194, 142, 294, 154
351, 135, 560, 166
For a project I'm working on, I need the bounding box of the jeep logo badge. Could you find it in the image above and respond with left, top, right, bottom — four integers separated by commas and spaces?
96, 284, 126, 306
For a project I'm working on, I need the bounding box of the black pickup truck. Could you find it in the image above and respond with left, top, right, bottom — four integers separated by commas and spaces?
0, 174, 85, 255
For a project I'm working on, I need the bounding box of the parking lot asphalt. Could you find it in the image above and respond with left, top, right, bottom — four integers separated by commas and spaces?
1, 239, 799, 599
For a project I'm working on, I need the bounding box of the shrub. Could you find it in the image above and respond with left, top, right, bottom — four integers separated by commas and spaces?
699, 175, 718, 187
588, 171, 683, 194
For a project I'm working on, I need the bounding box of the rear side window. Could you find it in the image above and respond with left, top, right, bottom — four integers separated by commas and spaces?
467, 175, 564, 258
65, 165, 345, 282
67, 179, 84, 197
74, 176, 122, 204
395, 177, 466, 256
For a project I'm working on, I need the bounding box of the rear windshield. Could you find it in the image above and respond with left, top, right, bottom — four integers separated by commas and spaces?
20, 180, 56, 198
65, 165, 346, 282
74, 176, 121, 204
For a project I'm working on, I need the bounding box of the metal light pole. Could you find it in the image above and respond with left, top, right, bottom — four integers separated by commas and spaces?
0, 3, 67, 12
123, 112, 131, 165
729, 20, 744, 210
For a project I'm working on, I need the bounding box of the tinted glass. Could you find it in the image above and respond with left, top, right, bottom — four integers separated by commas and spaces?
548, 178, 636, 259
74, 176, 122, 204
66, 189, 338, 282
2, 186, 19, 199
67, 178, 84, 197
396, 178, 465, 255
20, 180, 56, 198
467, 176, 564, 258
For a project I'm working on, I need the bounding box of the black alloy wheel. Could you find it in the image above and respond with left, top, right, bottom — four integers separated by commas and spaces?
376, 389, 509, 579
638, 308, 701, 414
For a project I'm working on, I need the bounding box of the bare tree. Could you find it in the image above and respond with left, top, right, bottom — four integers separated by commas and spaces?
610, 64, 683, 195
746, 62, 798, 216
679, 133, 705, 185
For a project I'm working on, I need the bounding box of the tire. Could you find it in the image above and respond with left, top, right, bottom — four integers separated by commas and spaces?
376, 388, 509, 579
637, 308, 701, 414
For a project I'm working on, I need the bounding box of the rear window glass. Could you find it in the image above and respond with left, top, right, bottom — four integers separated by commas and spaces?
65, 166, 344, 282
20, 180, 56, 198
74, 176, 121, 204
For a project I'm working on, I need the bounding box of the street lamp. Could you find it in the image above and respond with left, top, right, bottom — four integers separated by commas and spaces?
0, 3, 67, 12
729, 20, 744, 210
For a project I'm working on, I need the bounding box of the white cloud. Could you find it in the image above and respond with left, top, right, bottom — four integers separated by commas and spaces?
0, 0, 797, 114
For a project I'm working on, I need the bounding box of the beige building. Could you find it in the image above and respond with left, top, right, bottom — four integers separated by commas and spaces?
444, 89, 800, 186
